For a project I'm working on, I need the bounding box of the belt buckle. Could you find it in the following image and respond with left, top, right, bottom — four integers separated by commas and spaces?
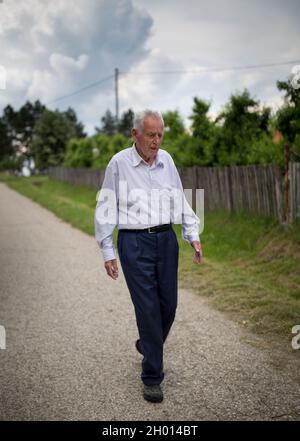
148, 227, 156, 233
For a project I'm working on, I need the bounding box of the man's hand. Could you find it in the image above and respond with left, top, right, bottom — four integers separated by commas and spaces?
191, 240, 202, 264
104, 259, 119, 280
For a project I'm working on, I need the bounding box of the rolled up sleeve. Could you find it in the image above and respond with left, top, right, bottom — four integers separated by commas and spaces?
172, 162, 200, 244
94, 159, 119, 262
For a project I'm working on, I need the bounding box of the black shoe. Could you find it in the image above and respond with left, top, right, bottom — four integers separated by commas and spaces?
135, 339, 143, 355
143, 384, 163, 403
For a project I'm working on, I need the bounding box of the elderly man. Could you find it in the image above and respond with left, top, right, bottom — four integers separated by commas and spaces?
95, 109, 202, 403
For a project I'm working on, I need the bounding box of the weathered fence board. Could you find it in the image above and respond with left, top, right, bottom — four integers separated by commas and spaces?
289, 162, 300, 223
49, 166, 105, 189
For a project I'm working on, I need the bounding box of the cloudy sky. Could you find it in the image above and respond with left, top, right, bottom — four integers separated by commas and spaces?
0, 0, 299, 134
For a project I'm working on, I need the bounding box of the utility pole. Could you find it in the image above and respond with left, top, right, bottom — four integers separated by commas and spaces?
115, 67, 119, 125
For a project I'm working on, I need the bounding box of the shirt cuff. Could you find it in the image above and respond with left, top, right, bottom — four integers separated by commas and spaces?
187, 234, 200, 244
101, 247, 117, 262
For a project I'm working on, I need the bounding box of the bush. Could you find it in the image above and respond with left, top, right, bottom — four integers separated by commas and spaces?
63, 134, 131, 169
64, 138, 93, 168
91, 134, 130, 168
246, 133, 284, 167
0, 155, 23, 172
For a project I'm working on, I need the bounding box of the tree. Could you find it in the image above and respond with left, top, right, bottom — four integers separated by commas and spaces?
161, 109, 201, 167
31, 109, 77, 169
189, 98, 215, 165
95, 110, 117, 136
64, 107, 86, 138
212, 89, 271, 165
0, 101, 45, 167
64, 137, 93, 168
17, 100, 46, 152
90, 134, 128, 168
246, 132, 284, 167
118, 109, 134, 137
162, 110, 185, 140
1, 105, 18, 152
0, 117, 13, 161
276, 79, 300, 156
165, 133, 198, 167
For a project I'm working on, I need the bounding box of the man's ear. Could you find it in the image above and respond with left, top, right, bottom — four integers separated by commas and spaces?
131, 128, 137, 138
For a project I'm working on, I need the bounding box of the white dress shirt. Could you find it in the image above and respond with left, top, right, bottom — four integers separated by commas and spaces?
95, 143, 200, 261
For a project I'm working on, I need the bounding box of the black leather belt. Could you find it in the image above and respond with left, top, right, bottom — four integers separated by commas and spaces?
119, 224, 172, 234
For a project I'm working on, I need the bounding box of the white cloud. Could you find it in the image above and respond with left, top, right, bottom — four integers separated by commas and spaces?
0, 65, 6, 90
49, 54, 89, 75
0, 0, 153, 109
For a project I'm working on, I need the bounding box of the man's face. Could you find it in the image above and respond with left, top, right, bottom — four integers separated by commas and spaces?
131, 116, 164, 162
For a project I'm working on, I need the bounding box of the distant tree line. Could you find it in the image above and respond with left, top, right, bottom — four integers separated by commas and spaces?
0, 77, 299, 172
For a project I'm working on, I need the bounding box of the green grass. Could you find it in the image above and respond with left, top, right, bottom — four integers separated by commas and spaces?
0, 172, 98, 233
176, 211, 300, 341
1, 172, 300, 345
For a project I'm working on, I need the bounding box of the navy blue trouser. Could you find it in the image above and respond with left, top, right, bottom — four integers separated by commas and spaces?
117, 227, 179, 385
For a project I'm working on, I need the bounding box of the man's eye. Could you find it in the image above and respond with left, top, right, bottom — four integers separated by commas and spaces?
147, 133, 162, 138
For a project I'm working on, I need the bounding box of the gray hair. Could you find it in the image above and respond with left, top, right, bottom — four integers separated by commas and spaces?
133, 109, 164, 132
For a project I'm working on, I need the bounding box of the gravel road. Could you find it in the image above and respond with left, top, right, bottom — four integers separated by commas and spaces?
0, 182, 299, 421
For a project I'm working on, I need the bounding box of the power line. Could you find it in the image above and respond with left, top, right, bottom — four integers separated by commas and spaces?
46, 74, 114, 105
120, 59, 300, 76
45, 59, 300, 106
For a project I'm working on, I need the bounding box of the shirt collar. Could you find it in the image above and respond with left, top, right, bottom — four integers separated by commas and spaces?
131, 143, 164, 168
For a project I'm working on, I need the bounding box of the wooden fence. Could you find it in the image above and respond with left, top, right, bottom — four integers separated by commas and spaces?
289, 162, 300, 223
48, 166, 106, 189
48, 162, 300, 223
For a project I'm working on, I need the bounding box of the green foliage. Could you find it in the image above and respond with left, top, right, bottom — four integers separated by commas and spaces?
64, 133, 131, 169
189, 98, 213, 142
92, 134, 129, 168
96, 108, 134, 138
275, 80, 300, 159
212, 90, 272, 166
0, 155, 23, 171
163, 110, 185, 140
2, 77, 300, 171
64, 107, 86, 138
64, 137, 93, 167
117, 109, 134, 137
96, 109, 116, 136
31, 109, 77, 169
110, 133, 130, 154
0, 101, 86, 172
0, 117, 13, 161
164, 133, 211, 167
246, 133, 284, 167
0, 101, 45, 163
163, 133, 195, 166
162, 104, 216, 167
189, 98, 215, 165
